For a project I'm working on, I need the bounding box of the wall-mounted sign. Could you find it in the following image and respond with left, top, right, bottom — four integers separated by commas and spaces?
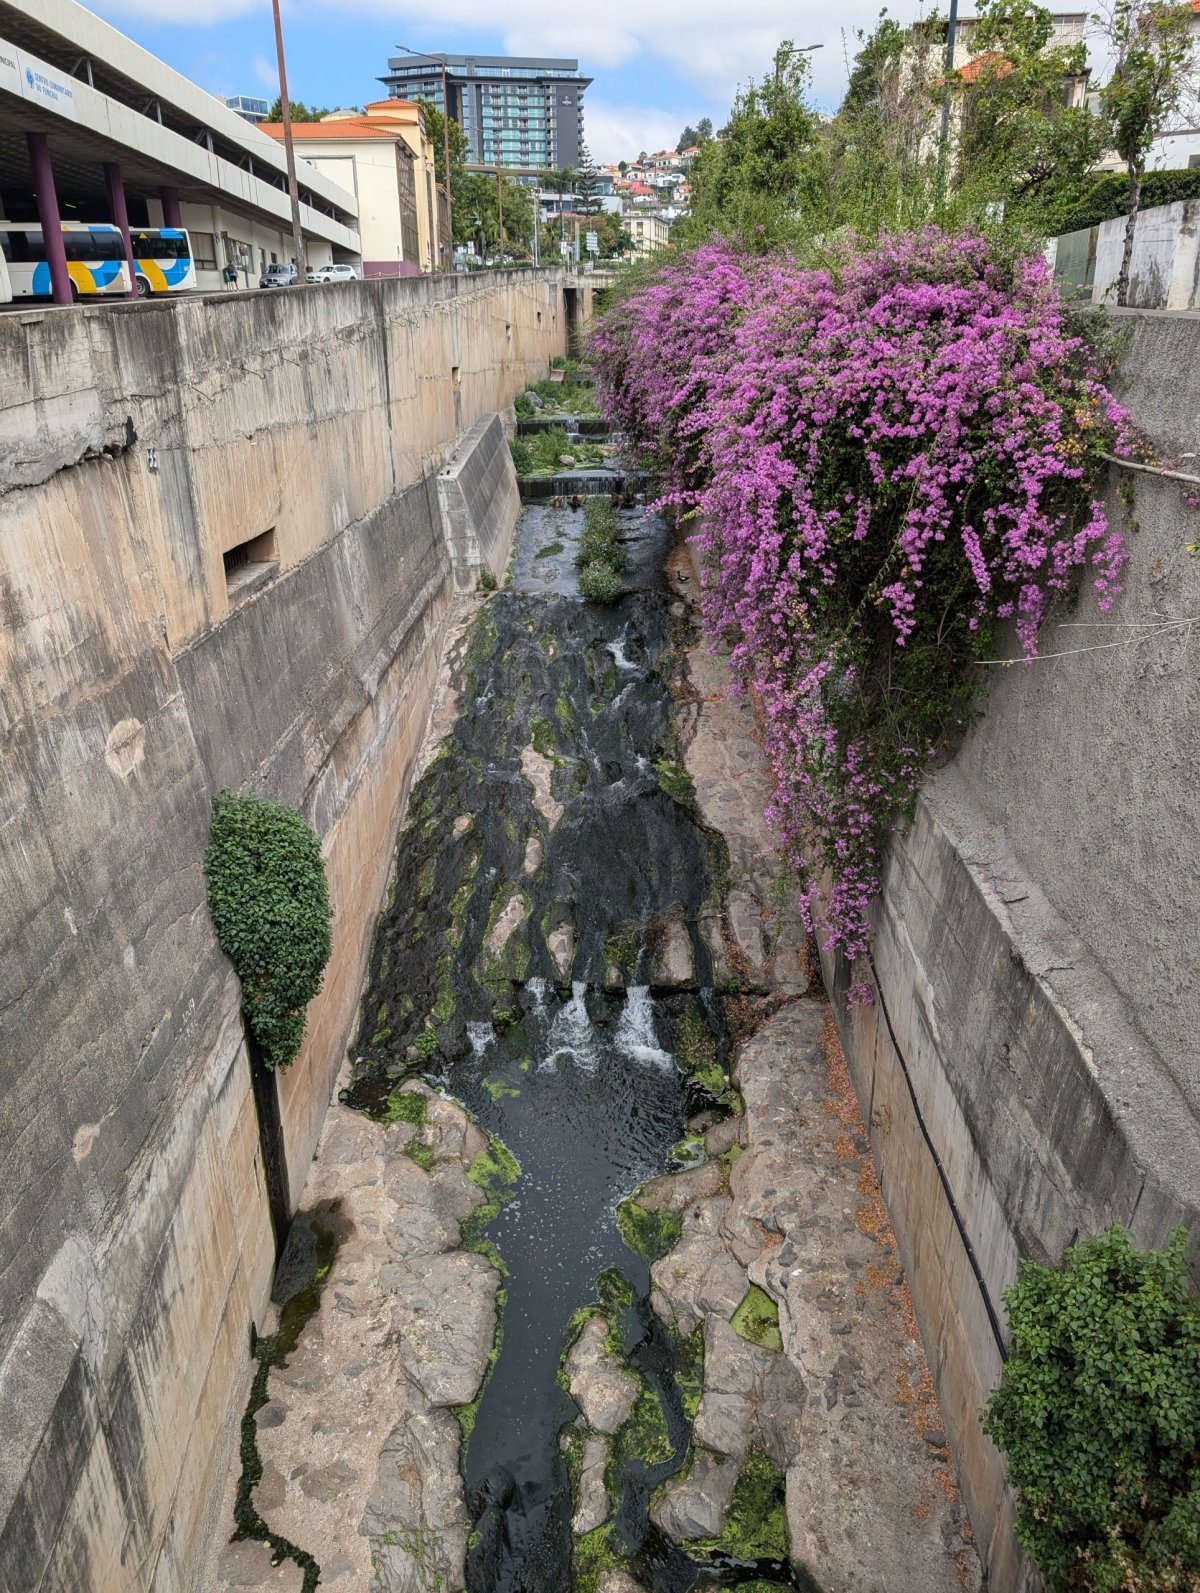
0, 38, 78, 121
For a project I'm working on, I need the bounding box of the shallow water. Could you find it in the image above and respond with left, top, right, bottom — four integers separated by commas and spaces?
347, 494, 796, 1592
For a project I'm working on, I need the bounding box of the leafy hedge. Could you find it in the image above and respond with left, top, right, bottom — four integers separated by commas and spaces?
204, 790, 332, 1070
1058, 168, 1200, 235
984, 1227, 1200, 1591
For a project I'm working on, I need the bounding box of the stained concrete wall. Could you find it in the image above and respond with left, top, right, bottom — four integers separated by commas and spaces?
0, 270, 563, 1592
1049, 200, 1200, 310
823, 311, 1200, 1590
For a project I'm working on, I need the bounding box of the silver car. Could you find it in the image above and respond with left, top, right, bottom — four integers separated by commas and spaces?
260, 263, 298, 288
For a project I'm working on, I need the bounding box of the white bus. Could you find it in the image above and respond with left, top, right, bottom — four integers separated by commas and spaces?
0, 223, 130, 300
0, 223, 196, 302
128, 227, 196, 297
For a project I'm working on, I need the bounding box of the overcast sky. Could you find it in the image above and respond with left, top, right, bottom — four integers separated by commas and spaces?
85, 0, 906, 164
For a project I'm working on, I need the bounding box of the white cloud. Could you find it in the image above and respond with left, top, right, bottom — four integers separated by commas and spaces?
582, 98, 686, 164
252, 53, 279, 91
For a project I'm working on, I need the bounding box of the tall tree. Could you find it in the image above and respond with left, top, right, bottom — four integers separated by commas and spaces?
696, 117, 714, 142
952, 0, 1109, 238
1097, 0, 1199, 304
267, 97, 334, 122
415, 101, 472, 245
574, 144, 601, 216
677, 124, 700, 151
679, 41, 824, 250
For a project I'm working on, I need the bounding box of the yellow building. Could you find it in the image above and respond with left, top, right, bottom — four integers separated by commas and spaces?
261, 100, 441, 275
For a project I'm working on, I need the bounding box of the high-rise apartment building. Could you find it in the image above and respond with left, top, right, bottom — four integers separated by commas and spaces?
378, 54, 590, 173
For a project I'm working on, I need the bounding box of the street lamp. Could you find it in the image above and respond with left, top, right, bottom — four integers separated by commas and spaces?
271, 0, 306, 279
395, 44, 454, 269
774, 41, 823, 86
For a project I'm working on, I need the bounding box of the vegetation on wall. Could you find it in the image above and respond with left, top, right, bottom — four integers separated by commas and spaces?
1057, 167, 1200, 234
591, 231, 1133, 999
983, 1226, 1200, 1591
204, 790, 332, 1070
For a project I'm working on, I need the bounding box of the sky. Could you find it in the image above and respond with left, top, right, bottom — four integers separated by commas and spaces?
83, 0, 899, 165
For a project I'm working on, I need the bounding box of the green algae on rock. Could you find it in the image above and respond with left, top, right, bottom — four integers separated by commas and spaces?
731, 1284, 783, 1353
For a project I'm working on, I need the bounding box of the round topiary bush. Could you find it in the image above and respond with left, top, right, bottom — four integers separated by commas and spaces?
984, 1226, 1200, 1592
204, 790, 332, 1071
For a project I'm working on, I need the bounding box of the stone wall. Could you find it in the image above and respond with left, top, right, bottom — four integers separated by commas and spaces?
0, 270, 564, 1592
1049, 199, 1200, 310
822, 312, 1200, 1589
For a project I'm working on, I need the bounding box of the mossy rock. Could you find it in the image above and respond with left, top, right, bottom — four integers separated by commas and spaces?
617, 1197, 682, 1262
731, 1284, 783, 1353
693, 1449, 788, 1562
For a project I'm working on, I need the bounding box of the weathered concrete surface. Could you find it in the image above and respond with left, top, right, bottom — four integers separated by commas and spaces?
437, 413, 522, 589
0, 272, 564, 1593
816, 329, 1200, 1591
1050, 200, 1200, 312
204, 1086, 498, 1593
565, 1317, 640, 1436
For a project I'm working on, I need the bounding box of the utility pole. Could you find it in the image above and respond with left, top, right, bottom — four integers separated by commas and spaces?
397, 45, 455, 269
935, 0, 960, 210
271, 0, 306, 279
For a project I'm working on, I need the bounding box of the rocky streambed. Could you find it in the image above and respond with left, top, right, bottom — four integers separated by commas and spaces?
209, 463, 984, 1593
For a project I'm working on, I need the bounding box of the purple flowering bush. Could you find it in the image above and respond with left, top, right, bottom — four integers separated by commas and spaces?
591, 229, 1134, 996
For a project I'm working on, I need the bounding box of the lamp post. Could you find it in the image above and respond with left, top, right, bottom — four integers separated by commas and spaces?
934, 0, 961, 211
774, 40, 823, 85
396, 44, 454, 269
271, 0, 306, 279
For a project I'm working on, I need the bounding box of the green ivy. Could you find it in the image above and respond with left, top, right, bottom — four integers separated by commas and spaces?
983, 1226, 1200, 1591
204, 790, 332, 1071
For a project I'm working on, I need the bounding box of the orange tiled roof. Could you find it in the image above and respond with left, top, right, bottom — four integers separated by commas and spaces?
956, 50, 1016, 83
260, 119, 402, 140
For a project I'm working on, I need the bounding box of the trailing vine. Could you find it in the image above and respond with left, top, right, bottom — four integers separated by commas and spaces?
591, 230, 1134, 998
204, 790, 332, 1069
983, 1227, 1200, 1591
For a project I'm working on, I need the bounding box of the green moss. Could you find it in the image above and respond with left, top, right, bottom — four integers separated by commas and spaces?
654, 756, 698, 811
573, 1524, 622, 1593
406, 1140, 436, 1172
535, 540, 565, 559
416, 856, 437, 900
731, 1284, 782, 1352
231, 1218, 338, 1589
481, 1076, 521, 1103
555, 694, 576, 734
529, 717, 556, 758
674, 1002, 726, 1096
676, 1328, 705, 1424
669, 1131, 706, 1169
478, 885, 533, 987
603, 924, 639, 978
414, 1028, 439, 1063
461, 1134, 522, 1250
694, 1449, 788, 1562
616, 1198, 682, 1262
382, 1091, 427, 1127
613, 1384, 673, 1469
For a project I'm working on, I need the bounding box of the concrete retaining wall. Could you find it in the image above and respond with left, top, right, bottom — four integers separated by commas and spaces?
823, 313, 1200, 1589
0, 270, 563, 1592
1049, 199, 1200, 310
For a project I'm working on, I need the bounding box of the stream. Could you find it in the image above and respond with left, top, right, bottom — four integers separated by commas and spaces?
346, 477, 797, 1592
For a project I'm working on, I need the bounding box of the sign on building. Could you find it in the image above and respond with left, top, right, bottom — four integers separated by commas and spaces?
0, 38, 78, 120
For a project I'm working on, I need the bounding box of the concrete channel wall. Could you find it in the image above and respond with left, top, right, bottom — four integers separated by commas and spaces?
823, 311, 1200, 1590
0, 270, 564, 1593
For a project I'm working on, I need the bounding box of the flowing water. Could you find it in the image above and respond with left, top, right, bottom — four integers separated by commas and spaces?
346, 487, 796, 1592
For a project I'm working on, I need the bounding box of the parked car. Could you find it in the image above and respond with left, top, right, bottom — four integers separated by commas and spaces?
260, 263, 298, 288
306, 263, 360, 284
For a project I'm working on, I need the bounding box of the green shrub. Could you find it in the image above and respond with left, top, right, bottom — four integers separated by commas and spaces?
514, 392, 535, 417
1058, 168, 1200, 235
983, 1226, 1200, 1591
509, 437, 533, 475
578, 560, 624, 604
528, 426, 571, 472
204, 791, 332, 1070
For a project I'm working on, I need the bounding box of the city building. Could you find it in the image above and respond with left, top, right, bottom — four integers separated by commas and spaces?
262, 101, 441, 274
379, 53, 590, 175
626, 210, 671, 257
0, 0, 359, 302
224, 94, 270, 124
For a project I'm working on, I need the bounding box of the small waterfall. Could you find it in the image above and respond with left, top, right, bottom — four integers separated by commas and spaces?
613, 985, 673, 1069
607, 631, 640, 673
526, 976, 549, 1018
544, 980, 598, 1072
467, 1021, 495, 1059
